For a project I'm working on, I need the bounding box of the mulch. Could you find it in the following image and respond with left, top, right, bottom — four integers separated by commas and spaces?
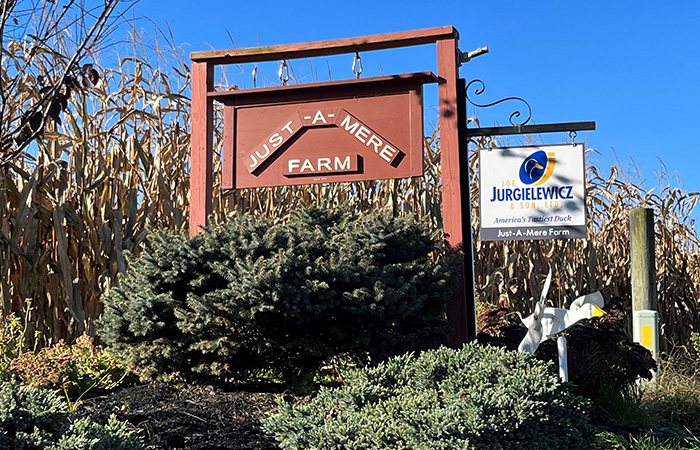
74, 383, 292, 450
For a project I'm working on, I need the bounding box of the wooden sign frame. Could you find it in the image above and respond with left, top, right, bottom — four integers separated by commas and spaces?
189, 26, 475, 346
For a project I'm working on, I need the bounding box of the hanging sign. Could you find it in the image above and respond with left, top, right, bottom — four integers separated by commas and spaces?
479, 144, 587, 241
216, 72, 439, 189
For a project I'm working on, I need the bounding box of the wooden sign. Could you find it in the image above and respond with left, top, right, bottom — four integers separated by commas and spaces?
190, 27, 477, 347
212, 73, 440, 189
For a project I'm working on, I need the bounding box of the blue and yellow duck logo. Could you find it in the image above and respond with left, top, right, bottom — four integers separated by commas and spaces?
519, 150, 556, 185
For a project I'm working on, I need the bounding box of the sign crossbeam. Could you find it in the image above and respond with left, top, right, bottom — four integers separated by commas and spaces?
190, 26, 458, 65
465, 121, 596, 138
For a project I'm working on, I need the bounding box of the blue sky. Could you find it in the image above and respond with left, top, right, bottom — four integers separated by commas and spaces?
128, 0, 700, 223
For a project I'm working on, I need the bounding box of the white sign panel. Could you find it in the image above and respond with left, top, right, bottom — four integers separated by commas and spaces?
479, 144, 587, 241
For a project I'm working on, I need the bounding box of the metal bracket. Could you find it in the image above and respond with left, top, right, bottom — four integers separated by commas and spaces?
458, 46, 489, 66
465, 79, 532, 126
462, 78, 595, 137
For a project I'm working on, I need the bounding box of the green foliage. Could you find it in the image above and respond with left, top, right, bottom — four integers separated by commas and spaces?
0, 308, 42, 380
264, 343, 595, 450
0, 313, 26, 379
647, 390, 700, 435
596, 430, 700, 450
52, 415, 145, 450
0, 381, 144, 450
8, 334, 132, 398
691, 332, 700, 355
596, 431, 632, 450
593, 384, 654, 428
628, 435, 683, 450
1, 310, 132, 412
686, 433, 700, 449
0, 381, 65, 448
99, 207, 459, 381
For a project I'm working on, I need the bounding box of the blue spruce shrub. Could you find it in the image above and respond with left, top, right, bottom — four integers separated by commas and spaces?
0, 381, 65, 448
0, 381, 144, 450
264, 343, 595, 450
99, 207, 459, 381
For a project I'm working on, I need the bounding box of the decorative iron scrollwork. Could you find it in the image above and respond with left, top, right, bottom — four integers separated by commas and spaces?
465, 79, 532, 127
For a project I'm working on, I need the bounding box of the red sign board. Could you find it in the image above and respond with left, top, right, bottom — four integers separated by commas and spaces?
213, 73, 440, 189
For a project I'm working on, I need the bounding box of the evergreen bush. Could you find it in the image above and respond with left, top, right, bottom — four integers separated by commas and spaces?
99, 207, 459, 380
0, 381, 144, 450
264, 343, 595, 450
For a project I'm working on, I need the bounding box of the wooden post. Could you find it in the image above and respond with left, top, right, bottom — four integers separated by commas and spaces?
189, 61, 214, 236
630, 208, 657, 311
438, 36, 470, 347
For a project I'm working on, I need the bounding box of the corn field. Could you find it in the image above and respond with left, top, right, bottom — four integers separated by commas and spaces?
1, 31, 698, 350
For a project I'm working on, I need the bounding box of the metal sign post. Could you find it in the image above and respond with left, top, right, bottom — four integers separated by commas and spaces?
462, 78, 596, 243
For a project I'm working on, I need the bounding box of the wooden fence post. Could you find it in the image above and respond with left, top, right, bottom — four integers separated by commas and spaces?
630, 207, 657, 312
630, 207, 660, 358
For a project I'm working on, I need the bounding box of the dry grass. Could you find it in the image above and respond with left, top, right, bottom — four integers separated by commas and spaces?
641, 334, 700, 433
1, 29, 698, 350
